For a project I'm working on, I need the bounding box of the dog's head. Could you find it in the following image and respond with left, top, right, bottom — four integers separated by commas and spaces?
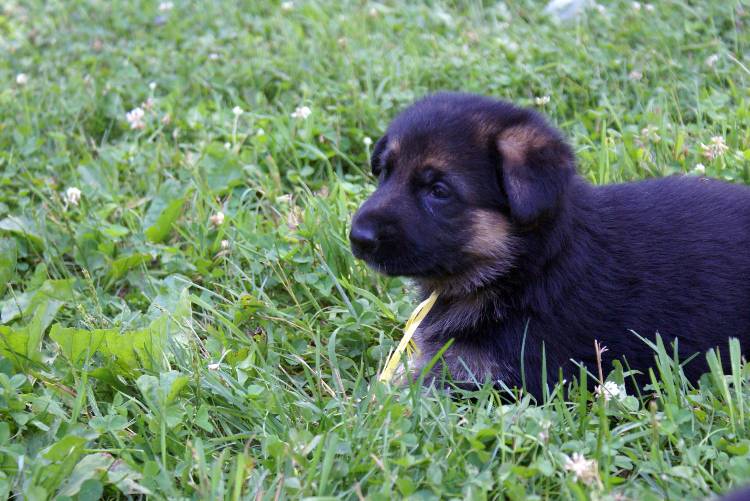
350, 93, 576, 295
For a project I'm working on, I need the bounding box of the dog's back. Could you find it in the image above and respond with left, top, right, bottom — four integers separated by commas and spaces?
570, 176, 750, 381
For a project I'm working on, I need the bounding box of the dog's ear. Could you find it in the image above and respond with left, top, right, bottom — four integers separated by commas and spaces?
496, 122, 575, 225
370, 134, 389, 176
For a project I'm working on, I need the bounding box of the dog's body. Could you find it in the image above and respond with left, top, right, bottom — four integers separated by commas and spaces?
350, 93, 750, 397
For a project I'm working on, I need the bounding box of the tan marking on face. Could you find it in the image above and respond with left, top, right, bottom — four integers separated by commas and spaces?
497, 125, 550, 167
420, 153, 454, 172
417, 209, 516, 297
466, 209, 513, 259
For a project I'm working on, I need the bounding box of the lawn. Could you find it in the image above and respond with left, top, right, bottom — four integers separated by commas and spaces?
1, 0, 750, 499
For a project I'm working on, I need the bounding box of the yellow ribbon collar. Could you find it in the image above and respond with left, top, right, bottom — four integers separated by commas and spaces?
379, 291, 440, 383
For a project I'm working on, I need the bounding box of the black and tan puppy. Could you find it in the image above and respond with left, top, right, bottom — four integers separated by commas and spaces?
350, 92, 750, 397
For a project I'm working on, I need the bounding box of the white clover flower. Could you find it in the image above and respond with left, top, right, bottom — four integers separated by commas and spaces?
628, 70, 643, 81
65, 187, 82, 206
644, 3, 654, 11
369, 7, 379, 17
158, 1, 174, 12
641, 125, 661, 143
161, 113, 171, 125
149, 81, 157, 91
701, 136, 729, 160
224, 142, 231, 149
256, 128, 265, 136
208, 52, 220, 60
564, 452, 599, 486
281, 1, 294, 11
142, 97, 155, 111
535, 95, 550, 106
504, 40, 519, 52
363, 136, 373, 146
631, 2, 641, 11
16, 73, 28, 85
232, 106, 243, 116
210, 211, 225, 226
706, 53, 720, 68
595, 381, 627, 402
291, 106, 312, 120
693, 163, 706, 175
220, 239, 230, 250
126, 107, 146, 130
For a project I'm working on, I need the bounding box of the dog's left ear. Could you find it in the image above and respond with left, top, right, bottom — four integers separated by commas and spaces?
496, 122, 575, 225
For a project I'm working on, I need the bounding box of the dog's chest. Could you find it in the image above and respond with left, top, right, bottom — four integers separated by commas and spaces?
412, 298, 517, 385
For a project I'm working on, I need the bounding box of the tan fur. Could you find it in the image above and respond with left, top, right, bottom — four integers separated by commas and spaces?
420, 154, 452, 172
466, 209, 513, 259
497, 125, 550, 167
418, 209, 516, 298
470, 113, 496, 141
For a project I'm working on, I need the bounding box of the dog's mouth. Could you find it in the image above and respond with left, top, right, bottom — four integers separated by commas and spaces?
353, 244, 471, 281
357, 254, 436, 278
351, 242, 437, 277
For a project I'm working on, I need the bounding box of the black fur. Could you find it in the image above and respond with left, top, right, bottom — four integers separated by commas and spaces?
350, 92, 750, 398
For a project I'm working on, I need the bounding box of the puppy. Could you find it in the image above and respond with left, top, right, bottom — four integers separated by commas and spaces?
350, 92, 750, 398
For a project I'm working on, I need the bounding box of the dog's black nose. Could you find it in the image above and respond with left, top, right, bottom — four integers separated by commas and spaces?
349, 223, 378, 255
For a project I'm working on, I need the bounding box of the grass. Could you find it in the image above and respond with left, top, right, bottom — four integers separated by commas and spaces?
1, 0, 750, 498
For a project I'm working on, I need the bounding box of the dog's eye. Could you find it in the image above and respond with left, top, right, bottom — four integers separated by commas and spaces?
429, 182, 451, 199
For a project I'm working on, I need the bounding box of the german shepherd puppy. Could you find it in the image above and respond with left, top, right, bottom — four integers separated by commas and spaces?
350, 92, 750, 398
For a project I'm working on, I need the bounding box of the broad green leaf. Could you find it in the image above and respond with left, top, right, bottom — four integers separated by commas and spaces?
147, 275, 190, 320
146, 277, 192, 345
0, 305, 51, 362
100, 223, 130, 239
0, 278, 74, 325
23, 304, 47, 363
0, 216, 43, 248
59, 453, 112, 497
195, 404, 214, 432
89, 414, 129, 434
103, 316, 168, 370
108, 253, 150, 281
136, 370, 189, 419
0, 238, 17, 296
49, 315, 168, 372
143, 179, 186, 243
201, 143, 243, 193
77, 479, 104, 501
144, 198, 184, 243
0, 326, 30, 361
42, 435, 89, 462
49, 325, 107, 365
78, 161, 119, 200
107, 457, 152, 495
